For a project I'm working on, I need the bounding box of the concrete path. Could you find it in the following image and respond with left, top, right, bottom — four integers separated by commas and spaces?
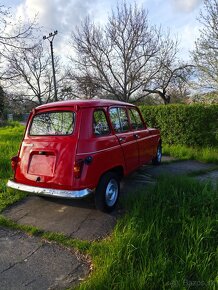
196, 170, 218, 186
3, 196, 117, 241
123, 159, 218, 189
0, 227, 89, 290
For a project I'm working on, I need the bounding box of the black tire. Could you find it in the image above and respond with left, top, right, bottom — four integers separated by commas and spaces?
152, 143, 162, 165
95, 172, 120, 212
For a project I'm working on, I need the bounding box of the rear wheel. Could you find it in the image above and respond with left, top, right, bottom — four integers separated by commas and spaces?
95, 172, 120, 212
152, 143, 162, 165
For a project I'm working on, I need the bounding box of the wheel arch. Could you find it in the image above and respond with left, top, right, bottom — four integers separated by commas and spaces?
97, 165, 124, 185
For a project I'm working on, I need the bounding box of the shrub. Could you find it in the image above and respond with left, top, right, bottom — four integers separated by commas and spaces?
140, 104, 218, 146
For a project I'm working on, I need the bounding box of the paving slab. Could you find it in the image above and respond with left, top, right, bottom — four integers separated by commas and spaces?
122, 159, 218, 190
142, 160, 215, 177
0, 226, 89, 290
3, 196, 117, 241
195, 170, 218, 186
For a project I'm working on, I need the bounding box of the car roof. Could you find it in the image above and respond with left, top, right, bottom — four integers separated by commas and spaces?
36, 99, 136, 110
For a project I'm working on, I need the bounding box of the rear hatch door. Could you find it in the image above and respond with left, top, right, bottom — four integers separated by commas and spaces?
15, 109, 78, 189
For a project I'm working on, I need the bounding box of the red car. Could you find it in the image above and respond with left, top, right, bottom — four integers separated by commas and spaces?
7, 100, 161, 212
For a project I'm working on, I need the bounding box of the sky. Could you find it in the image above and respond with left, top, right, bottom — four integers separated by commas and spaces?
2, 0, 204, 61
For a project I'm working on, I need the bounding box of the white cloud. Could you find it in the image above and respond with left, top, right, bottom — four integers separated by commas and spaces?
15, 0, 106, 35
13, 0, 109, 57
171, 0, 202, 13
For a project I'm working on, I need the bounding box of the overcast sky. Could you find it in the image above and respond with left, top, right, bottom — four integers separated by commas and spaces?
3, 0, 204, 61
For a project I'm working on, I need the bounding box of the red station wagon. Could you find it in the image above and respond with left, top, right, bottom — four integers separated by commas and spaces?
7, 100, 162, 212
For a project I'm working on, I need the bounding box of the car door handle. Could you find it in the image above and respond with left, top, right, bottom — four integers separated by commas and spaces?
133, 134, 140, 139
119, 137, 126, 142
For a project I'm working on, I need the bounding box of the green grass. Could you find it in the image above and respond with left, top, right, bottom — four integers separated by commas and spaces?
163, 144, 218, 164
0, 215, 90, 252
0, 123, 26, 212
76, 176, 217, 289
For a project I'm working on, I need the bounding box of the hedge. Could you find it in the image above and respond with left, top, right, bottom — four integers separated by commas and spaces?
140, 104, 218, 147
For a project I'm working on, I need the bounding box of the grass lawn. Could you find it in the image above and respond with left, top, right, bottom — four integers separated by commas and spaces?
0, 123, 217, 289
76, 176, 218, 289
163, 144, 218, 164
0, 123, 27, 212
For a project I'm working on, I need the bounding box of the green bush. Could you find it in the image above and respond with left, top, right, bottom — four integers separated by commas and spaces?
140, 104, 218, 146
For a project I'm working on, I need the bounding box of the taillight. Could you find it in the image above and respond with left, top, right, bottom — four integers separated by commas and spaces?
11, 155, 19, 171
73, 159, 84, 178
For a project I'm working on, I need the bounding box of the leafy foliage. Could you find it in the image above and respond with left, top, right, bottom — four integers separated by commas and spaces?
140, 104, 218, 146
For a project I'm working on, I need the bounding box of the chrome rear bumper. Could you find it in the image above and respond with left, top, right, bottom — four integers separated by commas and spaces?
7, 180, 93, 199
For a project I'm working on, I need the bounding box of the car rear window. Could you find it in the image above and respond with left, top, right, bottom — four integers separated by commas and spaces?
29, 111, 75, 136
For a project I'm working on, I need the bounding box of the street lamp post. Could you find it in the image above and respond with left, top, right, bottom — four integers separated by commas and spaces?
43, 30, 58, 102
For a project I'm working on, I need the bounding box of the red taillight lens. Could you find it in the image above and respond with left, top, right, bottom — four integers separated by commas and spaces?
73, 159, 84, 178
11, 155, 19, 171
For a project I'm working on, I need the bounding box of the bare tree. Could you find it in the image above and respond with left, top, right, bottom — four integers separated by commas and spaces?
70, 2, 189, 104
5, 42, 62, 105
70, 3, 163, 102
167, 69, 192, 103
0, 86, 5, 118
0, 3, 37, 106
144, 62, 193, 104
72, 75, 101, 99
67, 65, 102, 99
192, 0, 218, 90
4, 92, 36, 114
0, 6, 35, 58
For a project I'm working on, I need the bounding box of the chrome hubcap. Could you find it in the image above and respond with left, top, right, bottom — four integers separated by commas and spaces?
105, 179, 118, 207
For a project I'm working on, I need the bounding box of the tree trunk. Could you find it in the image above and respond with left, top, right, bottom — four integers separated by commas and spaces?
158, 90, 171, 105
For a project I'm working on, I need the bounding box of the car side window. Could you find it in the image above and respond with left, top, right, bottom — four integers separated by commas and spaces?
93, 110, 110, 136
109, 107, 130, 133
129, 108, 144, 130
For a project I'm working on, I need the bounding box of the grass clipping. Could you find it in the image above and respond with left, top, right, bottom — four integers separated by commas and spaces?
79, 176, 218, 290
